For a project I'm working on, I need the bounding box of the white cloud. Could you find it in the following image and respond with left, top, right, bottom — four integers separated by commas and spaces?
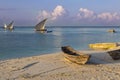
37, 5, 67, 21
76, 8, 120, 25
98, 13, 113, 22
77, 8, 95, 19
76, 8, 97, 24
37, 10, 50, 21
37, 6, 120, 26
97, 12, 120, 22
51, 5, 66, 20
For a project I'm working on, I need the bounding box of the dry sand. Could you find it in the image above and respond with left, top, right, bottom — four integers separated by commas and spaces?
0, 50, 120, 80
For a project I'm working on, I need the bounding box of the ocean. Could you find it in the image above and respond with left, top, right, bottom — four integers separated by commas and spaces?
0, 26, 120, 60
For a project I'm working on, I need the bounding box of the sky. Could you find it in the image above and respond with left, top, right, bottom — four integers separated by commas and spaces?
0, 0, 120, 26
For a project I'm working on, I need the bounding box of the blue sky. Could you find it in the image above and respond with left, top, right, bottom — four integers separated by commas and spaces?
0, 0, 120, 26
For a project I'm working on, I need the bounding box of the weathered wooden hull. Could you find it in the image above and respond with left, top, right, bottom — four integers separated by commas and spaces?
63, 53, 90, 64
61, 46, 91, 64
107, 49, 120, 60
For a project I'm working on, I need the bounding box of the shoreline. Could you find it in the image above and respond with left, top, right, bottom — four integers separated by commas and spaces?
0, 52, 60, 61
0, 50, 120, 80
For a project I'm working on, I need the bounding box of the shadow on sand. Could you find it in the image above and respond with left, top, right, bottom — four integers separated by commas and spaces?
85, 50, 120, 65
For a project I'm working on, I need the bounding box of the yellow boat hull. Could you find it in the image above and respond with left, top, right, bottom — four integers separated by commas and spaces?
89, 43, 117, 50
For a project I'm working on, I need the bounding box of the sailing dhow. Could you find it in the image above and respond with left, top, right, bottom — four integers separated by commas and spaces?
35, 18, 47, 31
3, 21, 14, 31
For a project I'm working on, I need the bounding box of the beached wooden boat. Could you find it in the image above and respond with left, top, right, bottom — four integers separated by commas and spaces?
61, 46, 91, 64
89, 43, 117, 50
107, 47, 120, 60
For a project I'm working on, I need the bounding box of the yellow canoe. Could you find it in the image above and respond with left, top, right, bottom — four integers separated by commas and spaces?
89, 43, 117, 50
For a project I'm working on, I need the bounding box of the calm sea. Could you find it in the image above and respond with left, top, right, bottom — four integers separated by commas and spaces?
0, 26, 120, 60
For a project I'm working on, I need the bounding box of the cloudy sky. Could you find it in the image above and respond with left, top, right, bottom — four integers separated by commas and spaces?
0, 0, 120, 26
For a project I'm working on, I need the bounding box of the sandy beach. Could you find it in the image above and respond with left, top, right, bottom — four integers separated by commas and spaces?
0, 50, 120, 80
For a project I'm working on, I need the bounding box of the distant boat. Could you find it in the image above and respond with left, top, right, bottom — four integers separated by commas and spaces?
3, 21, 14, 31
7, 21, 14, 30
108, 29, 116, 33
35, 18, 47, 31
35, 18, 52, 33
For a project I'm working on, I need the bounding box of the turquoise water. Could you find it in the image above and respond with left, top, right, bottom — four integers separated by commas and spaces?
0, 26, 120, 60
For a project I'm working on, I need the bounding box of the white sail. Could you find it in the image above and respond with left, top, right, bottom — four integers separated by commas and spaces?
7, 21, 14, 30
35, 18, 47, 31
4, 24, 7, 30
